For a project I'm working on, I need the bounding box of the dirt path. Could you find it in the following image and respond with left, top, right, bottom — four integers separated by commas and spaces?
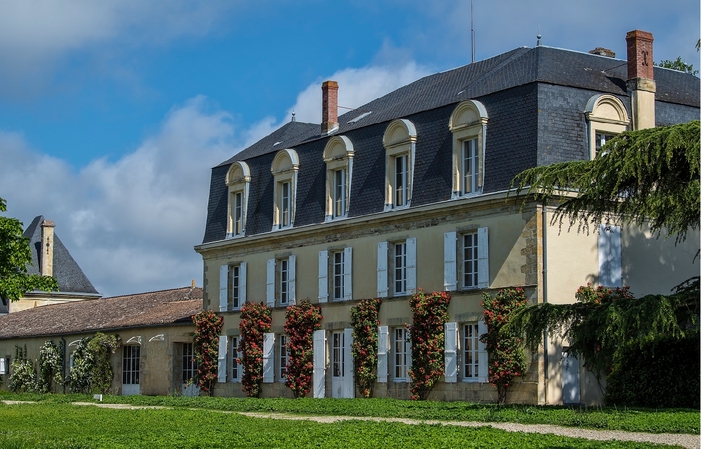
4, 401, 699, 449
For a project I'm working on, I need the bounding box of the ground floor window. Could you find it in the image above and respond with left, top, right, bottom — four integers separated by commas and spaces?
123, 345, 140, 385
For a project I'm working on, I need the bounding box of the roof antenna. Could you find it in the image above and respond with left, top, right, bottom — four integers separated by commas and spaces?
470, 0, 475, 63
537, 26, 542, 47
291, 110, 296, 122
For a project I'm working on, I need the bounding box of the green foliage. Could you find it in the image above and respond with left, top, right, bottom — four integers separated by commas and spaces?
283, 299, 322, 398
481, 288, 529, 404
37, 340, 64, 393
408, 289, 450, 400
656, 56, 698, 76
0, 198, 58, 302
191, 310, 223, 395
9, 346, 36, 393
66, 333, 119, 394
511, 121, 700, 243
350, 298, 381, 398
238, 301, 271, 397
605, 334, 700, 408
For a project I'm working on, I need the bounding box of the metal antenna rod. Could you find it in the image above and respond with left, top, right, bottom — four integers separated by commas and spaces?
471, 0, 475, 63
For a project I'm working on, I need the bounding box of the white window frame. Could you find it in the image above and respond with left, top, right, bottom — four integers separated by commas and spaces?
323, 135, 354, 222
230, 336, 242, 382
448, 228, 489, 290
393, 327, 410, 382
267, 256, 296, 307
383, 119, 416, 211
122, 345, 140, 386
378, 238, 416, 298
225, 161, 251, 239
449, 100, 487, 199
331, 331, 344, 379
271, 149, 299, 230
394, 154, 408, 208
219, 263, 247, 312
585, 94, 629, 160
319, 248, 352, 303
393, 240, 407, 295
279, 334, 288, 382
182, 342, 197, 384
462, 322, 488, 382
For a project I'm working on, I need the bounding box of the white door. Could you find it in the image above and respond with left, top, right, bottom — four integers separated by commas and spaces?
181, 343, 200, 397
331, 331, 345, 398
122, 345, 140, 396
561, 348, 580, 404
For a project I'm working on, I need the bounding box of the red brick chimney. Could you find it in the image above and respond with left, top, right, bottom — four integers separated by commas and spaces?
321, 80, 339, 135
625, 30, 656, 130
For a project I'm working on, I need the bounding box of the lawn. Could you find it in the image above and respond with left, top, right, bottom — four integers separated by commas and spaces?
0, 401, 688, 449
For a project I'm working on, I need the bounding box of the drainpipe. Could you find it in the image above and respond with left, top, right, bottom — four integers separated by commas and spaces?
61, 336, 67, 394
542, 200, 549, 404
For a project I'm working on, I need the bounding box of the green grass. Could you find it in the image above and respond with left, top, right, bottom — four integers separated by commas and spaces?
1, 392, 698, 435
0, 402, 684, 449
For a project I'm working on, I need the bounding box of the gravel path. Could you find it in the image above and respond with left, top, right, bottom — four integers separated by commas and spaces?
3, 401, 699, 449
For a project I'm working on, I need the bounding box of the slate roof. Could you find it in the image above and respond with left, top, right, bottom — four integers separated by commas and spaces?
0, 286, 203, 339
23, 216, 99, 296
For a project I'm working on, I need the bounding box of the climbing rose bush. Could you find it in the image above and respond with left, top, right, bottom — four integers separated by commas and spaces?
37, 340, 64, 393
350, 298, 381, 398
192, 310, 223, 395
409, 289, 450, 400
283, 299, 322, 398
480, 288, 529, 404
238, 302, 271, 397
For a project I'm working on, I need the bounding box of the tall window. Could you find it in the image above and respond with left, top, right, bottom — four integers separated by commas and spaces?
332, 332, 344, 377
463, 323, 479, 380
323, 135, 354, 221
230, 336, 241, 382
585, 94, 629, 160
394, 155, 408, 207
233, 192, 243, 236
228, 265, 241, 310
319, 248, 352, 303
182, 343, 197, 384
271, 149, 299, 230
393, 241, 407, 295
393, 328, 409, 381
279, 258, 289, 305
280, 181, 291, 227
266, 256, 295, 308
462, 138, 479, 194
226, 161, 251, 238
462, 233, 478, 288
279, 335, 288, 380
333, 169, 346, 218
332, 251, 345, 301
122, 345, 140, 385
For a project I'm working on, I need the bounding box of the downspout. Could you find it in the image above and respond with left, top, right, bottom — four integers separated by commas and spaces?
542, 200, 549, 403
61, 336, 67, 394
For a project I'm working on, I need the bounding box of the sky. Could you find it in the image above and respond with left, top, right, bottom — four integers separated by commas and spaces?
1, 0, 698, 297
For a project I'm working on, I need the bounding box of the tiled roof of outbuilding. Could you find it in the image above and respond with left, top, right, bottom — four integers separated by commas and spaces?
0, 286, 202, 339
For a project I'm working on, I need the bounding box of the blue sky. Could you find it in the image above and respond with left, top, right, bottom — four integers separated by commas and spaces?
1, 0, 698, 297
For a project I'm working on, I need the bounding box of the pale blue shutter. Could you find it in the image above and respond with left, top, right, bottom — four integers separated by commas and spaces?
263, 333, 275, 383
343, 328, 354, 398
239, 262, 247, 304
377, 325, 388, 383
598, 224, 622, 287
219, 265, 228, 312
377, 242, 388, 298
406, 237, 417, 294
477, 321, 488, 382
318, 250, 329, 303
288, 255, 296, 305
444, 322, 458, 382
266, 259, 275, 307
477, 227, 489, 288
343, 247, 353, 301
313, 329, 326, 398
217, 335, 227, 383
444, 232, 457, 291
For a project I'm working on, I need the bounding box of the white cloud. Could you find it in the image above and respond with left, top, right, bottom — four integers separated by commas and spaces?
0, 96, 235, 297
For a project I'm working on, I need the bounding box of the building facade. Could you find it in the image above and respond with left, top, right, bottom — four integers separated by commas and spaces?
196, 31, 699, 404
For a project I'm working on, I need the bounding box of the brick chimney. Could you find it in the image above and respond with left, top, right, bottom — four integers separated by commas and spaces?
321, 80, 339, 135
626, 30, 656, 130
40, 219, 55, 277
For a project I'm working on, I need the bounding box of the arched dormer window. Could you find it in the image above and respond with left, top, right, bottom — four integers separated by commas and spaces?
383, 119, 417, 211
449, 100, 488, 198
271, 149, 299, 230
323, 136, 354, 221
585, 94, 629, 159
226, 161, 251, 238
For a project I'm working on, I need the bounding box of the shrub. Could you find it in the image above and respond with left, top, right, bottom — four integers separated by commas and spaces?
37, 340, 64, 393
192, 310, 223, 395
9, 346, 36, 393
239, 302, 271, 397
284, 299, 322, 398
605, 333, 700, 408
481, 288, 529, 404
350, 298, 381, 398
409, 289, 450, 400
66, 333, 119, 394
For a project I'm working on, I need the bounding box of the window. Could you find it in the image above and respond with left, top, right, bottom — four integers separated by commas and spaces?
585, 94, 629, 160
323, 136, 354, 221
598, 224, 622, 287
122, 345, 140, 385
266, 256, 296, 307
182, 343, 197, 384
219, 263, 247, 312
318, 248, 352, 303
443, 229, 489, 291
393, 328, 410, 381
230, 336, 242, 382
462, 322, 487, 382
225, 162, 251, 238
449, 100, 487, 198
271, 149, 299, 230
332, 332, 344, 378
377, 238, 416, 298
279, 335, 288, 381
383, 119, 417, 211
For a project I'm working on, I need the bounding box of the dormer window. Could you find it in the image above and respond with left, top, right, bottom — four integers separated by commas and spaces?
323, 136, 354, 221
225, 162, 251, 239
383, 119, 417, 211
449, 100, 488, 199
271, 149, 299, 230
585, 94, 629, 159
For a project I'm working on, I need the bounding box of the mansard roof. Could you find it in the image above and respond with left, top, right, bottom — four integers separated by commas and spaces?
23, 216, 99, 296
